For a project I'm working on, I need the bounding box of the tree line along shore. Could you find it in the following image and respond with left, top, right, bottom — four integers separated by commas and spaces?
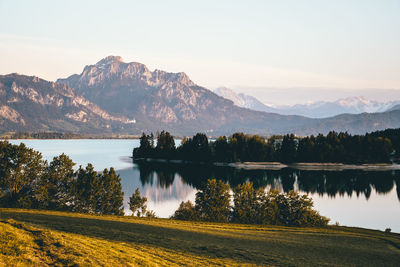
133, 128, 400, 165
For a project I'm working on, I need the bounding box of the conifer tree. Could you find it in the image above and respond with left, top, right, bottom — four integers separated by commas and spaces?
129, 188, 148, 216
35, 153, 75, 210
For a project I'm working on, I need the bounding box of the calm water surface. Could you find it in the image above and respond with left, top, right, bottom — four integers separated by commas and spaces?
9, 139, 400, 233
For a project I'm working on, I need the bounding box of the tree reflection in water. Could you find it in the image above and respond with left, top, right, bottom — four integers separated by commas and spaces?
134, 162, 400, 201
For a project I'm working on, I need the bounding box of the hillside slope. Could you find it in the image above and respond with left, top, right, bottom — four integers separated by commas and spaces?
0, 74, 137, 134
1, 209, 399, 266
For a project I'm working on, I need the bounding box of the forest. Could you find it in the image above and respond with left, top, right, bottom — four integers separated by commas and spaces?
133, 129, 398, 164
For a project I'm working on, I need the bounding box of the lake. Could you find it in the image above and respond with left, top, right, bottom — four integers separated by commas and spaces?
9, 139, 400, 233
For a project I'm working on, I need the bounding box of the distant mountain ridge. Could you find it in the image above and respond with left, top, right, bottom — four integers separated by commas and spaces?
57, 56, 314, 135
1, 55, 400, 136
0, 73, 137, 133
213, 87, 278, 113
214, 87, 400, 118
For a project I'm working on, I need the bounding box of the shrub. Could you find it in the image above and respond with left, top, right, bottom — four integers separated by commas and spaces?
145, 210, 157, 218
171, 201, 198, 221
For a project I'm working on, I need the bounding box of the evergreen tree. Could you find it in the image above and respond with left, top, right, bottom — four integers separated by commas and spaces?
129, 188, 148, 217
192, 133, 210, 161
230, 132, 246, 161
72, 164, 99, 213
156, 131, 176, 159
133, 133, 154, 158
96, 168, 124, 215
213, 136, 230, 162
280, 134, 297, 163
35, 153, 75, 210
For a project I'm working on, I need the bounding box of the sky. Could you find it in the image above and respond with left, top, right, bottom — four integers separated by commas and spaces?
0, 0, 399, 104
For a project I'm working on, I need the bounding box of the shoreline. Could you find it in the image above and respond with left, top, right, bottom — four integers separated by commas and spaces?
133, 158, 400, 171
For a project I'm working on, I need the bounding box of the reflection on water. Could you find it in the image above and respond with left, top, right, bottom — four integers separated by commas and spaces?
121, 162, 400, 233
135, 162, 400, 201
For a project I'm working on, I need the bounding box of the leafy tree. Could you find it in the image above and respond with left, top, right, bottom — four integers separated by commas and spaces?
263, 189, 329, 226
232, 182, 265, 224
35, 153, 75, 210
195, 179, 231, 222
129, 188, 148, 217
0, 141, 44, 207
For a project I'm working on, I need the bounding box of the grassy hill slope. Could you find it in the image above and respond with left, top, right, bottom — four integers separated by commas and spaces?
1, 209, 400, 266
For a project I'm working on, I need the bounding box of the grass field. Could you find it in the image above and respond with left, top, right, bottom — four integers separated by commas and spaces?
0, 209, 399, 266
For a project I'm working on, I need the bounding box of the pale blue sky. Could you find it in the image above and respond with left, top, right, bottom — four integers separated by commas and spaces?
1, 0, 399, 104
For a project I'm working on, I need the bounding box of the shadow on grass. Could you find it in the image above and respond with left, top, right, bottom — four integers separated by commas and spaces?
1, 210, 400, 266
0, 211, 278, 265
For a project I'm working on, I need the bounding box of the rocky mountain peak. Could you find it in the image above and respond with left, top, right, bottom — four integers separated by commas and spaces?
175, 72, 193, 86
58, 56, 197, 90
95, 55, 124, 66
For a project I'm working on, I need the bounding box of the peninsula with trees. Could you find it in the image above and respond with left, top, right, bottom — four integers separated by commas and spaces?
133, 129, 400, 169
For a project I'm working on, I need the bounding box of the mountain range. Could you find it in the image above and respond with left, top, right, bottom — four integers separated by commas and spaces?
1, 56, 400, 136
214, 87, 400, 118
56, 56, 313, 135
0, 73, 137, 134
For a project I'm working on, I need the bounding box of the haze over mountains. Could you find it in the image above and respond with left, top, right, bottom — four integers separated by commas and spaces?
214, 87, 400, 118
1, 56, 400, 136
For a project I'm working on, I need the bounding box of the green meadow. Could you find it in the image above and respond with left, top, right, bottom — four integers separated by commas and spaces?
1, 209, 399, 266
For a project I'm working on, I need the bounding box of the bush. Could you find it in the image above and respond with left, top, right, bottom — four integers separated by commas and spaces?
145, 210, 157, 218
171, 201, 198, 221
